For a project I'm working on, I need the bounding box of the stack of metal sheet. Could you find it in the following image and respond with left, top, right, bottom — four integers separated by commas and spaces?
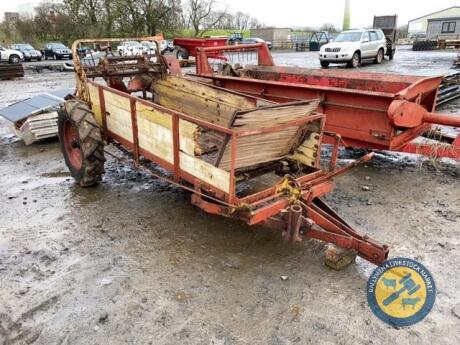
0, 88, 73, 145
436, 72, 460, 107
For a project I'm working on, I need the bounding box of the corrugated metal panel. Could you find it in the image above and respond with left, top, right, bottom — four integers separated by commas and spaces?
0, 88, 73, 123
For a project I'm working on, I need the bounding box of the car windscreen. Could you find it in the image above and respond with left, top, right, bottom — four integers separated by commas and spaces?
51, 43, 67, 48
334, 32, 363, 42
17, 44, 34, 50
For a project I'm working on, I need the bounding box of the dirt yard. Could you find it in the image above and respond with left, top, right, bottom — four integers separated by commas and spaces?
0, 47, 459, 345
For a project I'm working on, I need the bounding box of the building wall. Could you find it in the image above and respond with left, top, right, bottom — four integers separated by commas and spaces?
427, 18, 460, 39
250, 28, 290, 48
408, 7, 460, 37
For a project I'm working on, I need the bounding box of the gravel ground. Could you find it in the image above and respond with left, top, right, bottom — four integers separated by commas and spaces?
0, 47, 459, 345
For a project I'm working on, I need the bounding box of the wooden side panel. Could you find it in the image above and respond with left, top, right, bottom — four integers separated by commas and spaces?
287, 129, 322, 167
180, 152, 230, 193
152, 75, 256, 127
103, 90, 133, 141
86, 86, 231, 193
88, 84, 103, 125
136, 103, 198, 157
219, 128, 300, 170
218, 101, 321, 171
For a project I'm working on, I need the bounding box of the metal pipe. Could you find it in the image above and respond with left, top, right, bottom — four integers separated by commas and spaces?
423, 112, 460, 127
285, 204, 303, 243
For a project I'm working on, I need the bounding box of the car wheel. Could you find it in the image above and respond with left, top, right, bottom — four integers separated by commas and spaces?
320, 61, 329, 68
374, 49, 384, 64
9, 55, 20, 64
38, 57, 42, 61
347, 52, 360, 68
176, 48, 189, 61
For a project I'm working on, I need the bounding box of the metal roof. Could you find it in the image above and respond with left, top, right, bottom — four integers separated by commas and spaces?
0, 88, 74, 123
408, 6, 460, 23
427, 17, 460, 22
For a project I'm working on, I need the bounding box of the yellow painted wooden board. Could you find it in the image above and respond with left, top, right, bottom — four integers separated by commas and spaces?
88, 84, 103, 125
86, 84, 231, 193
136, 103, 198, 156
180, 152, 230, 193
135, 103, 230, 192
103, 90, 133, 142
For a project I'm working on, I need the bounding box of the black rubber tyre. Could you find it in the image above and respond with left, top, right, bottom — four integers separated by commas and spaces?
388, 49, 395, 60
320, 61, 330, 68
58, 100, 105, 187
176, 48, 189, 61
347, 52, 360, 68
374, 49, 384, 64
9, 54, 20, 64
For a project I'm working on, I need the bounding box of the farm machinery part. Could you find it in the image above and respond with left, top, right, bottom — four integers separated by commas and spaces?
172, 37, 229, 66
193, 43, 460, 160
61, 37, 390, 267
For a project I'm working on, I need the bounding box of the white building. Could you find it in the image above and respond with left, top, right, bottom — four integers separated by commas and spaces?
408, 6, 460, 38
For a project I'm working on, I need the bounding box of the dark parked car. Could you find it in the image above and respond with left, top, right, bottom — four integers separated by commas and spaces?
10, 43, 42, 61
42, 42, 72, 60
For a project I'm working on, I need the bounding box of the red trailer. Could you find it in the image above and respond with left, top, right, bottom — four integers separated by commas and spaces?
173, 37, 228, 63
193, 43, 460, 160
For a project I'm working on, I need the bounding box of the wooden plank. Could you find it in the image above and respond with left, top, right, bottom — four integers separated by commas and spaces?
179, 152, 230, 193
218, 128, 301, 170
103, 90, 133, 141
136, 102, 199, 156
88, 84, 103, 125
217, 101, 321, 171
152, 75, 256, 127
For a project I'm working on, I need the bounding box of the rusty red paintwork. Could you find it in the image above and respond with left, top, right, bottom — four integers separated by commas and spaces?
193, 43, 460, 159
173, 37, 228, 59
62, 120, 82, 170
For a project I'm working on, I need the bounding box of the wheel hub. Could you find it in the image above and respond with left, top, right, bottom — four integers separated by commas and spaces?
63, 120, 82, 170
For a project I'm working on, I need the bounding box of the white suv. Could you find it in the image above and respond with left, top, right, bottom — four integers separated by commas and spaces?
319, 29, 387, 68
0, 46, 24, 64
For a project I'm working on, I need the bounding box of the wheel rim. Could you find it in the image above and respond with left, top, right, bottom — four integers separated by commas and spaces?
63, 120, 82, 170
12, 56, 19, 63
378, 50, 383, 62
353, 54, 359, 66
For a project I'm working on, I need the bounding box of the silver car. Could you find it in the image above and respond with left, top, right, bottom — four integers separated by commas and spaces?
319, 29, 387, 68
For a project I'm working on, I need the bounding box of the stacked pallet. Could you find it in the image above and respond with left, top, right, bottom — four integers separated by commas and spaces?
0, 63, 24, 79
13, 112, 59, 145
